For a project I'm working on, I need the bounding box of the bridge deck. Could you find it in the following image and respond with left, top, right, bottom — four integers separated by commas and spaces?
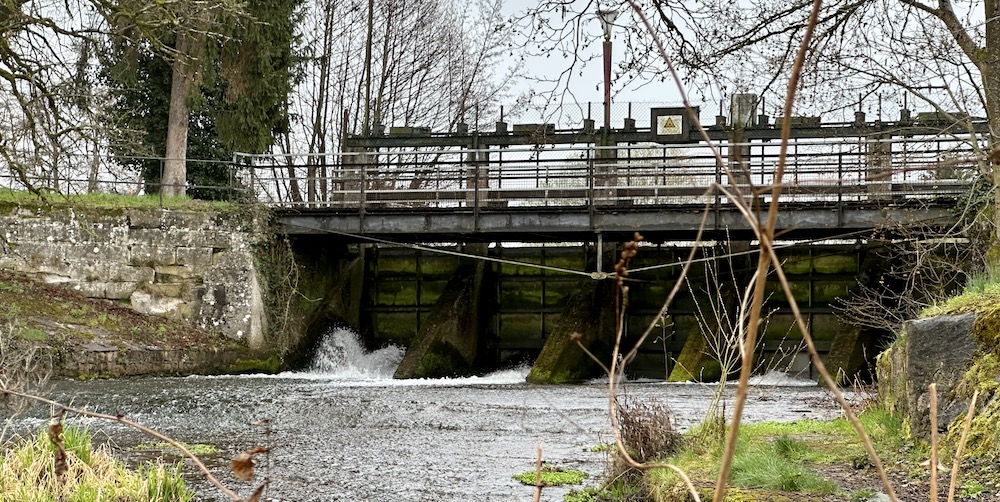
239, 135, 979, 242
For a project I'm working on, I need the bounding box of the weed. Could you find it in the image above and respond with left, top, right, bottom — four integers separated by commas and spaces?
961, 480, 988, 499
0, 281, 24, 294
614, 393, 681, 463
730, 442, 836, 494
16, 327, 47, 341
849, 487, 876, 500
133, 442, 219, 456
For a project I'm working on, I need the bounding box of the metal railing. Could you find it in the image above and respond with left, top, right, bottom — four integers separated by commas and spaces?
234, 134, 982, 211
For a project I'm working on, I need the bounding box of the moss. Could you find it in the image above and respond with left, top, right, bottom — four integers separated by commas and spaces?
78, 373, 120, 380
227, 354, 282, 374
511, 464, 587, 486
668, 332, 723, 383
16, 327, 47, 341
132, 442, 218, 456
411, 341, 469, 378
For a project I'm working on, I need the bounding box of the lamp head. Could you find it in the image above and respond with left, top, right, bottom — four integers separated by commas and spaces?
597, 9, 618, 40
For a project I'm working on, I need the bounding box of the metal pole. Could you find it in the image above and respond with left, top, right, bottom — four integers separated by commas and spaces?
603, 39, 612, 133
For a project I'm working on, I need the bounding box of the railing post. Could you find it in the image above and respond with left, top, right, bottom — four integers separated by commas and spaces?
358, 153, 377, 223
588, 146, 595, 231
473, 146, 481, 231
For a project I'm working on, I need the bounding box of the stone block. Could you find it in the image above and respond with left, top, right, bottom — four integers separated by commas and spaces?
143, 282, 187, 299
114, 266, 155, 284
903, 314, 978, 437
175, 246, 214, 270
162, 211, 214, 231
126, 209, 164, 229
130, 290, 185, 317
73, 281, 106, 298
105, 281, 140, 300
130, 244, 177, 266
153, 265, 196, 282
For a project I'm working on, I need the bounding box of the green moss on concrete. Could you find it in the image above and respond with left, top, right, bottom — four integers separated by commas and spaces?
394, 260, 484, 379
526, 281, 615, 384
418, 255, 460, 277
668, 331, 723, 383
227, 355, 281, 374
409, 341, 471, 379
812, 254, 858, 274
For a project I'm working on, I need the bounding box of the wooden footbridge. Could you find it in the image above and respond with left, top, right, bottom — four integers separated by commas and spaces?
236, 113, 984, 244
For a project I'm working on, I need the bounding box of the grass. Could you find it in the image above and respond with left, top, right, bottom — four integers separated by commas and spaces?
132, 442, 218, 456
922, 264, 1000, 316
643, 409, 919, 501
0, 188, 236, 211
0, 426, 194, 501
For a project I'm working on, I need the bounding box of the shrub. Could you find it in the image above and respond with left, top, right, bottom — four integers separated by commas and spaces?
614, 393, 682, 463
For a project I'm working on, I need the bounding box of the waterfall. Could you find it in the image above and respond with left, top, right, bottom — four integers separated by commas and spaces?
307, 326, 404, 380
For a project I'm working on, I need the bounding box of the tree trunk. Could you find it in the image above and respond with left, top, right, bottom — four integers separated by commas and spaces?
983, 0, 1000, 244
162, 32, 197, 198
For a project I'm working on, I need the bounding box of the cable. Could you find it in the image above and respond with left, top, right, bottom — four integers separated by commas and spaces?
281, 221, 613, 280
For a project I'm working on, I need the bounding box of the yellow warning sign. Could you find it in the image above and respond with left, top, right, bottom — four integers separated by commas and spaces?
657, 115, 683, 135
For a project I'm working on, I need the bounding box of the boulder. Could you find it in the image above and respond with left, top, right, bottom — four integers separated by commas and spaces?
888, 313, 979, 437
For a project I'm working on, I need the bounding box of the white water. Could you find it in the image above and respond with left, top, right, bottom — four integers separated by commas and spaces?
304, 326, 404, 379
295, 327, 531, 385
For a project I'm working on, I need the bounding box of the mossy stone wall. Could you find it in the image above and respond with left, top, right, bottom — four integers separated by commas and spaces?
0, 205, 268, 347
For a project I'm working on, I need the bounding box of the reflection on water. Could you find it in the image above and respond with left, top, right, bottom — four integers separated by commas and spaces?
9, 327, 847, 502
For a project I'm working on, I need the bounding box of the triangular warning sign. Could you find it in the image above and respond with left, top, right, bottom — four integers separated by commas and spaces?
664, 117, 676, 128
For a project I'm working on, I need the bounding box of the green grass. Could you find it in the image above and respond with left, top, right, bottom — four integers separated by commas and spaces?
132, 442, 218, 456
16, 327, 47, 341
730, 439, 837, 493
0, 189, 236, 211
922, 264, 1000, 316
0, 426, 193, 501
645, 410, 916, 500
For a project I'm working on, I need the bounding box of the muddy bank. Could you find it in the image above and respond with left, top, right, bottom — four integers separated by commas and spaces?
0, 270, 275, 378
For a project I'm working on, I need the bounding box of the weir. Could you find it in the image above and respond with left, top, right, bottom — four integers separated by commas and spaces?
255, 105, 983, 381
296, 238, 887, 382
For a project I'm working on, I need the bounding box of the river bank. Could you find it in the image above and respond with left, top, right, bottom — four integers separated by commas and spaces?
0, 269, 275, 378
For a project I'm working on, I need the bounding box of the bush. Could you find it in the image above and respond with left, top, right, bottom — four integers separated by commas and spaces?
615, 393, 682, 463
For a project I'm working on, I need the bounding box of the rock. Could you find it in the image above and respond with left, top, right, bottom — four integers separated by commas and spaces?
900, 313, 978, 437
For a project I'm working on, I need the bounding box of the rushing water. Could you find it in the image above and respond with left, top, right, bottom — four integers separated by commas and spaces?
10, 328, 848, 501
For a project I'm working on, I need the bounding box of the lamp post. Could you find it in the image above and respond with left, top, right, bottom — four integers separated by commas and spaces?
597, 9, 617, 134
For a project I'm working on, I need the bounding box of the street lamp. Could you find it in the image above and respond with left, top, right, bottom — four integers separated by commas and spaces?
596, 8, 617, 133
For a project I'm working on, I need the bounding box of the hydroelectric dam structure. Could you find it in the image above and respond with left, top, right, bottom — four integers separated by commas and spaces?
238, 106, 984, 381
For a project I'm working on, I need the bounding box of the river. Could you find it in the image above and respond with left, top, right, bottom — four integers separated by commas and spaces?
10, 328, 849, 501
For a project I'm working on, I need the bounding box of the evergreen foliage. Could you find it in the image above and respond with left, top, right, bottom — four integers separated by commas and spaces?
101, 0, 303, 199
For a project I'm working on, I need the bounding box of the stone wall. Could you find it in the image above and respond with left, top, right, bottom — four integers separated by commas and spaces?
0, 205, 266, 348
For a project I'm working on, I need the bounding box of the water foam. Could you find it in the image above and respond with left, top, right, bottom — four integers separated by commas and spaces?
304, 326, 404, 380
298, 327, 530, 385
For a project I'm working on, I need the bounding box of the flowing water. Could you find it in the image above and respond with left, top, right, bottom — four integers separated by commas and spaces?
10, 328, 849, 501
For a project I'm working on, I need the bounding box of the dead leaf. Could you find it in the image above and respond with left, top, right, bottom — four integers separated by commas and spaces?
242, 484, 266, 502
47, 422, 67, 479
231, 446, 271, 481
